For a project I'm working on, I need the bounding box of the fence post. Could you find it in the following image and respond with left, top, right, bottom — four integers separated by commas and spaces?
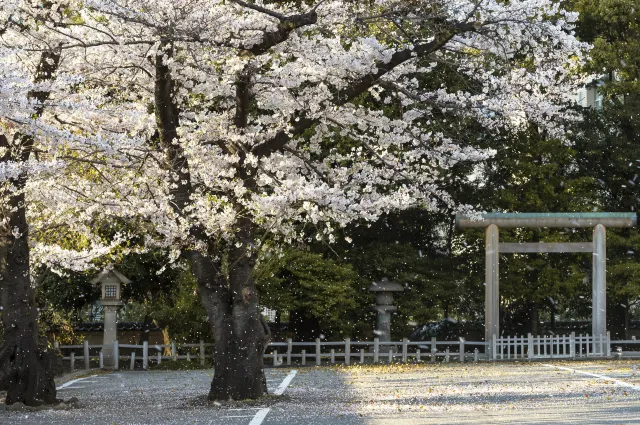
445, 348, 450, 363
273, 349, 278, 367
70, 352, 75, 372
570, 332, 576, 359
416, 349, 421, 362
157, 351, 161, 365
84, 340, 90, 370
287, 338, 292, 366
431, 337, 436, 363
130, 352, 136, 371
301, 349, 306, 366
113, 340, 119, 370
171, 341, 177, 361
143, 341, 149, 370
344, 338, 351, 366
187, 352, 191, 362
54, 340, 60, 352
474, 348, 479, 362
491, 334, 497, 361
402, 338, 408, 363
99, 351, 104, 369
316, 338, 321, 366
360, 349, 365, 364
373, 338, 379, 364
199, 340, 205, 366
606, 331, 611, 357
388, 348, 393, 363
459, 337, 465, 363
330, 349, 335, 364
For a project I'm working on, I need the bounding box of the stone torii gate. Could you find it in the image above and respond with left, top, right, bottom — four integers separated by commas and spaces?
456, 212, 637, 347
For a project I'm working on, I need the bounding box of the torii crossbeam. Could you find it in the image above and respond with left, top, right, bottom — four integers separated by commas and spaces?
456, 212, 637, 355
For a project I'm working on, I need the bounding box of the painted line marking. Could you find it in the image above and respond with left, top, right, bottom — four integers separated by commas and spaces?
542, 364, 640, 390
228, 408, 262, 411
57, 386, 86, 390
248, 408, 270, 425
56, 377, 90, 390
273, 370, 297, 396
248, 371, 298, 425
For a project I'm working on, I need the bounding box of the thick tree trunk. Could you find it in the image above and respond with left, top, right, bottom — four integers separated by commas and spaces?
0, 183, 57, 405
189, 239, 269, 400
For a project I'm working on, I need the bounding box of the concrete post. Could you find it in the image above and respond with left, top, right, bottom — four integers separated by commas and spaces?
316, 338, 321, 366
99, 351, 104, 369
70, 352, 75, 372
84, 340, 90, 370
402, 338, 408, 363
570, 332, 576, 358
143, 341, 149, 370
130, 352, 136, 370
430, 337, 436, 362
373, 337, 379, 363
344, 338, 351, 366
485, 224, 499, 358
287, 338, 292, 366
459, 337, 465, 362
301, 350, 306, 366
593, 224, 606, 351
113, 340, 119, 370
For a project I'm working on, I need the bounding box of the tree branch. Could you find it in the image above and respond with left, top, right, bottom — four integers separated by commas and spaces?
252, 20, 480, 157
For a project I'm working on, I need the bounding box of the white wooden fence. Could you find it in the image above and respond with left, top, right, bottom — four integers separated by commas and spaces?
492, 333, 611, 360
55, 333, 640, 371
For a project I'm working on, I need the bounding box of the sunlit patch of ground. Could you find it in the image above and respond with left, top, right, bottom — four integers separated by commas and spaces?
335, 361, 640, 423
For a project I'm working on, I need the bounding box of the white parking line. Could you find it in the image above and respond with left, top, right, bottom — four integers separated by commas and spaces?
542, 363, 640, 390
56, 377, 90, 390
248, 408, 270, 425
247, 370, 299, 425
273, 370, 297, 396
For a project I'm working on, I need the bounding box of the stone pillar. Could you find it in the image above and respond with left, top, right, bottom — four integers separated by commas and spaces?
485, 224, 499, 355
100, 302, 122, 368
369, 278, 403, 351
592, 224, 606, 341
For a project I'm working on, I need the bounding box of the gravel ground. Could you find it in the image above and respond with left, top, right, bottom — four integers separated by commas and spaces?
2, 361, 640, 424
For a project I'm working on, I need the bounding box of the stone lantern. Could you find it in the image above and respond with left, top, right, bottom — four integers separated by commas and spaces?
91, 269, 130, 368
368, 277, 404, 348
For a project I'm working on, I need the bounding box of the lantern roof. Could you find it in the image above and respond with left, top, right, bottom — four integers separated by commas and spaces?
90, 268, 132, 285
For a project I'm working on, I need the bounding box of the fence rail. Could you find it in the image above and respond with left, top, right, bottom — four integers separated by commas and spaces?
55, 332, 640, 372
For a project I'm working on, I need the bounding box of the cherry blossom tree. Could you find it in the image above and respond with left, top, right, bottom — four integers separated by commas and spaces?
2, 0, 589, 401
0, 1, 139, 404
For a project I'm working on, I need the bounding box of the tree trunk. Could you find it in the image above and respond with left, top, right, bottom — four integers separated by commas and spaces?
0, 48, 60, 405
189, 237, 269, 400
0, 179, 57, 405
154, 40, 269, 401
138, 314, 154, 344
528, 304, 539, 335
